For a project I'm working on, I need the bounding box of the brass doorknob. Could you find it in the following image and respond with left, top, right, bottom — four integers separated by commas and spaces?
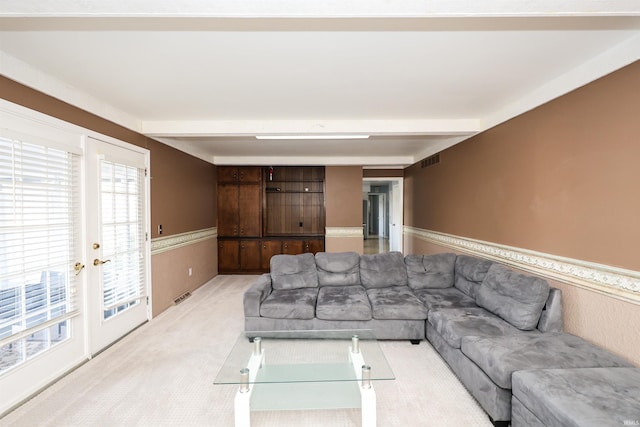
93, 258, 111, 266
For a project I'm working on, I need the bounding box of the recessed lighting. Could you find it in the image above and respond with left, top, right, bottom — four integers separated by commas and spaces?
256, 135, 370, 140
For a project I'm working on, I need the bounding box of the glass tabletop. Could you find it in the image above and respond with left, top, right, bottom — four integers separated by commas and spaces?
214, 330, 395, 385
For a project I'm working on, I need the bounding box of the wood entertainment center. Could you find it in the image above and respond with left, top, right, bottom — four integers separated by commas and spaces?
217, 165, 325, 273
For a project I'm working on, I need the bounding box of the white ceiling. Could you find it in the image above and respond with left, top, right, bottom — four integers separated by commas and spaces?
1, 1, 639, 167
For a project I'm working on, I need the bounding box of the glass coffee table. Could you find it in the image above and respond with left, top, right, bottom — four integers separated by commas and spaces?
214, 330, 395, 426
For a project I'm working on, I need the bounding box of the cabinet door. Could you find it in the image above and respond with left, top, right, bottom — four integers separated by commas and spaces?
238, 183, 261, 237
282, 240, 303, 255
261, 240, 282, 270
303, 239, 324, 254
240, 240, 262, 271
218, 240, 240, 272
217, 184, 239, 236
302, 192, 324, 235
238, 167, 261, 183
218, 166, 239, 183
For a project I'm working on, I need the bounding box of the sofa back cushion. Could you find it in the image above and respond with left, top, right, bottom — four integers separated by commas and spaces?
405, 253, 456, 289
270, 253, 319, 290
454, 255, 493, 298
315, 251, 361, 286
476, 264, 550, 330
359, 251, 408, 289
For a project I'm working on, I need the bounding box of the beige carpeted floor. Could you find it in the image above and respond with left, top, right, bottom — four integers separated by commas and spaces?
1, 275, 493, 427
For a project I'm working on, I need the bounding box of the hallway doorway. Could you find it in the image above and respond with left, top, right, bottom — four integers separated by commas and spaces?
362, 178, 403, 254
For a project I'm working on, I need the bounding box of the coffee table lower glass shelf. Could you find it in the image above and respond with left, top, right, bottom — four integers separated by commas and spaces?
214, 330, 395, 426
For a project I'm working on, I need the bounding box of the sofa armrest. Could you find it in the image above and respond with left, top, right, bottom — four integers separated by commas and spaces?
243, 273, 272, 317
537, 288, 563, 332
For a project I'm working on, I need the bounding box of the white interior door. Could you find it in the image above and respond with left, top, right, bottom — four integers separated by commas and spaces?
85, 137, 150, 355
389, 179, 403, 252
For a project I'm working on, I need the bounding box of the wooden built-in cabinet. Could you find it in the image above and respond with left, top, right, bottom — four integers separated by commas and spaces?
217, 167, 261, 237
217, 166, 325, 273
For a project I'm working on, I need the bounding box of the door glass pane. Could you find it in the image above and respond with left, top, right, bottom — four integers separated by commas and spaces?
0, 136, 78, 374
99, 159, 145, 320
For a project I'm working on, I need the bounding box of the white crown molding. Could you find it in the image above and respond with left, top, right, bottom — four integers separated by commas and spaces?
151, 227, 217, 255
404, 226, 640, 304
326, 227, 364, 238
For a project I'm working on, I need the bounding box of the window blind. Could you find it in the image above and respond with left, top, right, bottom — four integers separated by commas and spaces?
99, 159, 146, 320
0, 135, 79, 350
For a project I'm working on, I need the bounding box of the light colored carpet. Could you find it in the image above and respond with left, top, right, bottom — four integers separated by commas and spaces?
1, 275, 493, 427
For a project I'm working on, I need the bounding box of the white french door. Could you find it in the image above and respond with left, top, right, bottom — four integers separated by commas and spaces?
0, 102, 151, 414
0, 125, 86, 414
85, 137, 150, 355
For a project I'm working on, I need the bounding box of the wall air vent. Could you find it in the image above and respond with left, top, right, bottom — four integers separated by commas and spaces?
173, 291, 192, 305
421, 153, 440, 168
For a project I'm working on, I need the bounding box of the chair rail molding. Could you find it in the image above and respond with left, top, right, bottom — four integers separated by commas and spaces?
151, 227, 217, 255
404, 226, 640, 304
325, 226, 364, 238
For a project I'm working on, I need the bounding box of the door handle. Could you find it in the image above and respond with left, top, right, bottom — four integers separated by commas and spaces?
74, 262, 85, 275
93, 258, 111, 266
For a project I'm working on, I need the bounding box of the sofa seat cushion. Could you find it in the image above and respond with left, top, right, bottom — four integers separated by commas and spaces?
476, 264, 550, 330
405, 253, 456, 289
366, 286, 428, 320
428, 307, 528, 349
316, 285, 372, 321
259, 287, 318, 320
315, 251, 361, 286
414, 287, 477, 311
359, 252, 408, 289
270, 253, 319, 290
512, 367, 640, 427
453, 255, 493, 299
461, 332, 632, 389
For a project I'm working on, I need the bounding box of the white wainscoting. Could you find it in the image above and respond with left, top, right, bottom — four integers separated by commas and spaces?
151, 227, 217, 255
325, 226, 364, 238
404, 226, 640, 304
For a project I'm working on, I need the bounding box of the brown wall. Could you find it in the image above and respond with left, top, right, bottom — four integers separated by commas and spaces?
151, 239, 218, 317
404, 61, 640, 365
326, 166, 364, 227
405, 61, 640, 272
325, 166, 364, 253
363, 169, 404, 178
149, 141, 216, 238
1, 76, 218, 316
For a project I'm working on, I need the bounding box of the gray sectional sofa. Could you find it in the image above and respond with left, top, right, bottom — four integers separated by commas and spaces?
243, 251, 638, 426
244, 251, 428, 341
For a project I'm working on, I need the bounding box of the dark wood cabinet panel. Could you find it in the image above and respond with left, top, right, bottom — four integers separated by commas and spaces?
218, 240, 240, 272
219, 166, 262, 183
217, 166, 324, 273
240, 240, 261, 271
282, 239, 303, 254
238, 167, 262, 183
217, 166, 261, 238
260, 240, 282, 270
238, 183, 261, 236
218, 167, 239, 183
263, 166, 325, 237
303, 239, 325, 254
217, 184, 239, 237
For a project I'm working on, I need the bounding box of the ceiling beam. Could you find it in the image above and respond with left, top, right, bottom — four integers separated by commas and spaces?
1, 0, 638, 18
142, 119, 481, 138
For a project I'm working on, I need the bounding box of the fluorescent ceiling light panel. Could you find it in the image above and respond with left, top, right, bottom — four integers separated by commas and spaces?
256, 135, 370, 140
